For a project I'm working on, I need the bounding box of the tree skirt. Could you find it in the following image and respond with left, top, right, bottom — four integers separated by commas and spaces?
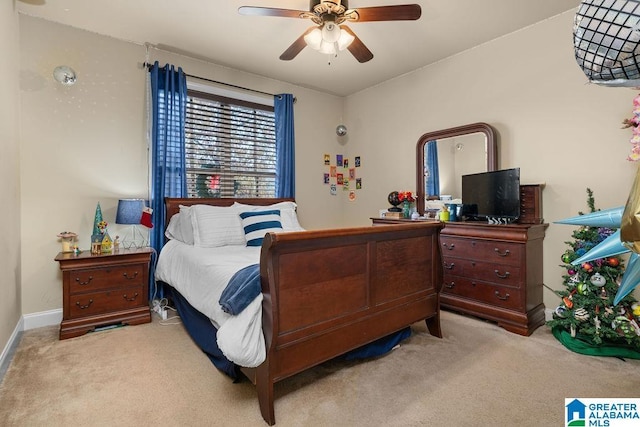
552, 327, 640, 359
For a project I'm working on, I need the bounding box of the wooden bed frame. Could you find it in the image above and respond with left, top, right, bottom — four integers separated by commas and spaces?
164, 198, 444, 425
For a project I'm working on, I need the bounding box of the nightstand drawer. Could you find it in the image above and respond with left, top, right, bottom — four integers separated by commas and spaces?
68, 285, 146, 318
442, 275, 523, 311
69, 263, 147, 294
440, 237, 522, 265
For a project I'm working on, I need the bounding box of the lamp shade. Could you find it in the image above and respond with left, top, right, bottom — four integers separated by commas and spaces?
115, 199, 145, 225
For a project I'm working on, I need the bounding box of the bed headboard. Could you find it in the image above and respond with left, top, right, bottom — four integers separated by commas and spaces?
164, 197, 295, 228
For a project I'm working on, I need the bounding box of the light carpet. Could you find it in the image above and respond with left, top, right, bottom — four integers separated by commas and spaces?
0, 310, 638, 426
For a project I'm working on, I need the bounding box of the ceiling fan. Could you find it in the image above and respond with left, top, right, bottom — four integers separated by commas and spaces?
238, 1, 421, 63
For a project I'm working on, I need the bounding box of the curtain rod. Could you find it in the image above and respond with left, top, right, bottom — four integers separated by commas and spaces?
143, 62, 282, 99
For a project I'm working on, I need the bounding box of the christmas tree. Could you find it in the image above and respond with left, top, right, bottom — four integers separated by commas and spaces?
548, 189, 640, 353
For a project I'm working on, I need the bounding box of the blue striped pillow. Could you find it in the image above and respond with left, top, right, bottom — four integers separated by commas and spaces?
239, 209, 283, 247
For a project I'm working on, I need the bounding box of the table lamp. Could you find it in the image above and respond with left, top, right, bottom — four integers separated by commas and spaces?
115, 198, 146, 248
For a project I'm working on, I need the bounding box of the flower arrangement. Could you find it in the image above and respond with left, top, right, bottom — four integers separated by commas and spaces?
398, 191, 415, 203
97, 220, 108, 234
622, 93, 640, 161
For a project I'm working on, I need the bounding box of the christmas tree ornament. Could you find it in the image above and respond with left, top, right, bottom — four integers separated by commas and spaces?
562, 252, 572, 264
613, 316, 636, 339
574, 307, 590, 321
555, 306, 568, 318
590, 273, 606, 287
607, 257, 620, 267
568, 269, 577, 276
577, 282, 590, 295
581, 262, 593, 272
600, 288, 608, 299
563, 296, 574, 309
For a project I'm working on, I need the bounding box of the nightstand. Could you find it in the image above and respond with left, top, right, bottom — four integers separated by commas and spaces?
55, 247, 153, 339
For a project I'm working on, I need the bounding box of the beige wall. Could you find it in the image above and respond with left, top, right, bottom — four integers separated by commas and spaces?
19, 16, 344, 316
11, 9, 640, 340
342, 11, 639, 308
0, 2, 22, 354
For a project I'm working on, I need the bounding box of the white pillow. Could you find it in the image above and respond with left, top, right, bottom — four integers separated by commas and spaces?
239, 209, 283, 247
190, 204, 246, 247
233, 201, 305, 232
164, 205, 195, 245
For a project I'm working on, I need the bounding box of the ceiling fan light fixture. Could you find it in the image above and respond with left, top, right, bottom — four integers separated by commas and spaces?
321, 22, 340, 43
304, 28, 323, 50
318, 40, 337, 55
337, 29, 355, 50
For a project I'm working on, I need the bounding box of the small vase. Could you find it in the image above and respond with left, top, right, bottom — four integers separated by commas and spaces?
402, 201, 411, 219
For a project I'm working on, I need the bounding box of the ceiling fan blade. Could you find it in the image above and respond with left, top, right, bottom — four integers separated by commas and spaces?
350, 4, 421, 22
280, 27, 316, 61
238, 6, 306, 18
341, 25, 373, 63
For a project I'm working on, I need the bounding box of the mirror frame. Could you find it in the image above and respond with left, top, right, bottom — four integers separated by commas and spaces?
416, 122, 498, 215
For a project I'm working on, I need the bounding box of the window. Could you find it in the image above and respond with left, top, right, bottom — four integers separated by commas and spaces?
185, 90, 276, 198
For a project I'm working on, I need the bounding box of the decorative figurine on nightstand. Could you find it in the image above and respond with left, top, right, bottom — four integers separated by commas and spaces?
91, 235, 102, 255
57, 231, 77, 253
91, 202, 104, 253
97, 219, 112, 254
113, 235, 120, 252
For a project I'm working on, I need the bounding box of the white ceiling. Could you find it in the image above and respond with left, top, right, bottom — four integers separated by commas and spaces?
17, 0, 581, 96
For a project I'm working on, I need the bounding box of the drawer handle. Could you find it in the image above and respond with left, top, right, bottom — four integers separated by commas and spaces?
443, 262, 455, 270
442, 243, 455, 250
494, 291, 510, 301
444, 281, 455, 289
75, 276, 93, 286
494, 248, 510, 257
123, 271, 139, 280
123, 292, 139, 302
494, 270, 510, 279
75, 299, 94, 309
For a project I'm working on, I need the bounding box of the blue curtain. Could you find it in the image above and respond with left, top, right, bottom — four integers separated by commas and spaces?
149, 61, 187, 298
426, 140, 440, 197
274, 94, 295, 198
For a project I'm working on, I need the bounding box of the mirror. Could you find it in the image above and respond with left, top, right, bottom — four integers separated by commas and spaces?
416, 122, 497, 214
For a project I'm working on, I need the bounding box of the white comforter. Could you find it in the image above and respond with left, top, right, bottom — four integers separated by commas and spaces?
155, 240, 265, 367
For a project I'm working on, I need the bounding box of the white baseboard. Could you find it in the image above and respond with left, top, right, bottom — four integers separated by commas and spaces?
0, 309, 62, 382
22, 308, 62, 331
0, 317, 23, 381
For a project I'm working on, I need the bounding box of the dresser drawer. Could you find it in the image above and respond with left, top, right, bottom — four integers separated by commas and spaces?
68, 263, 147, 294
441, 275, 523, 311
440, 237, 522, 266
68, 285, 146, 318
442, 258, 522, 287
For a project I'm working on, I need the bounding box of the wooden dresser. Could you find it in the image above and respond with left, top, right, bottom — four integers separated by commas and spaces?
55, 247, 153, 339
439, 222, 546, 335
372, 218, 547, 335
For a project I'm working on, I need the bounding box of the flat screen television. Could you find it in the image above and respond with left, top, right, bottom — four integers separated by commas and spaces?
461, 168, 520, 223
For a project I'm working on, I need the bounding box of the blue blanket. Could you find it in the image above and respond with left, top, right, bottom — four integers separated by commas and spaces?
219, 264, 261, 315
